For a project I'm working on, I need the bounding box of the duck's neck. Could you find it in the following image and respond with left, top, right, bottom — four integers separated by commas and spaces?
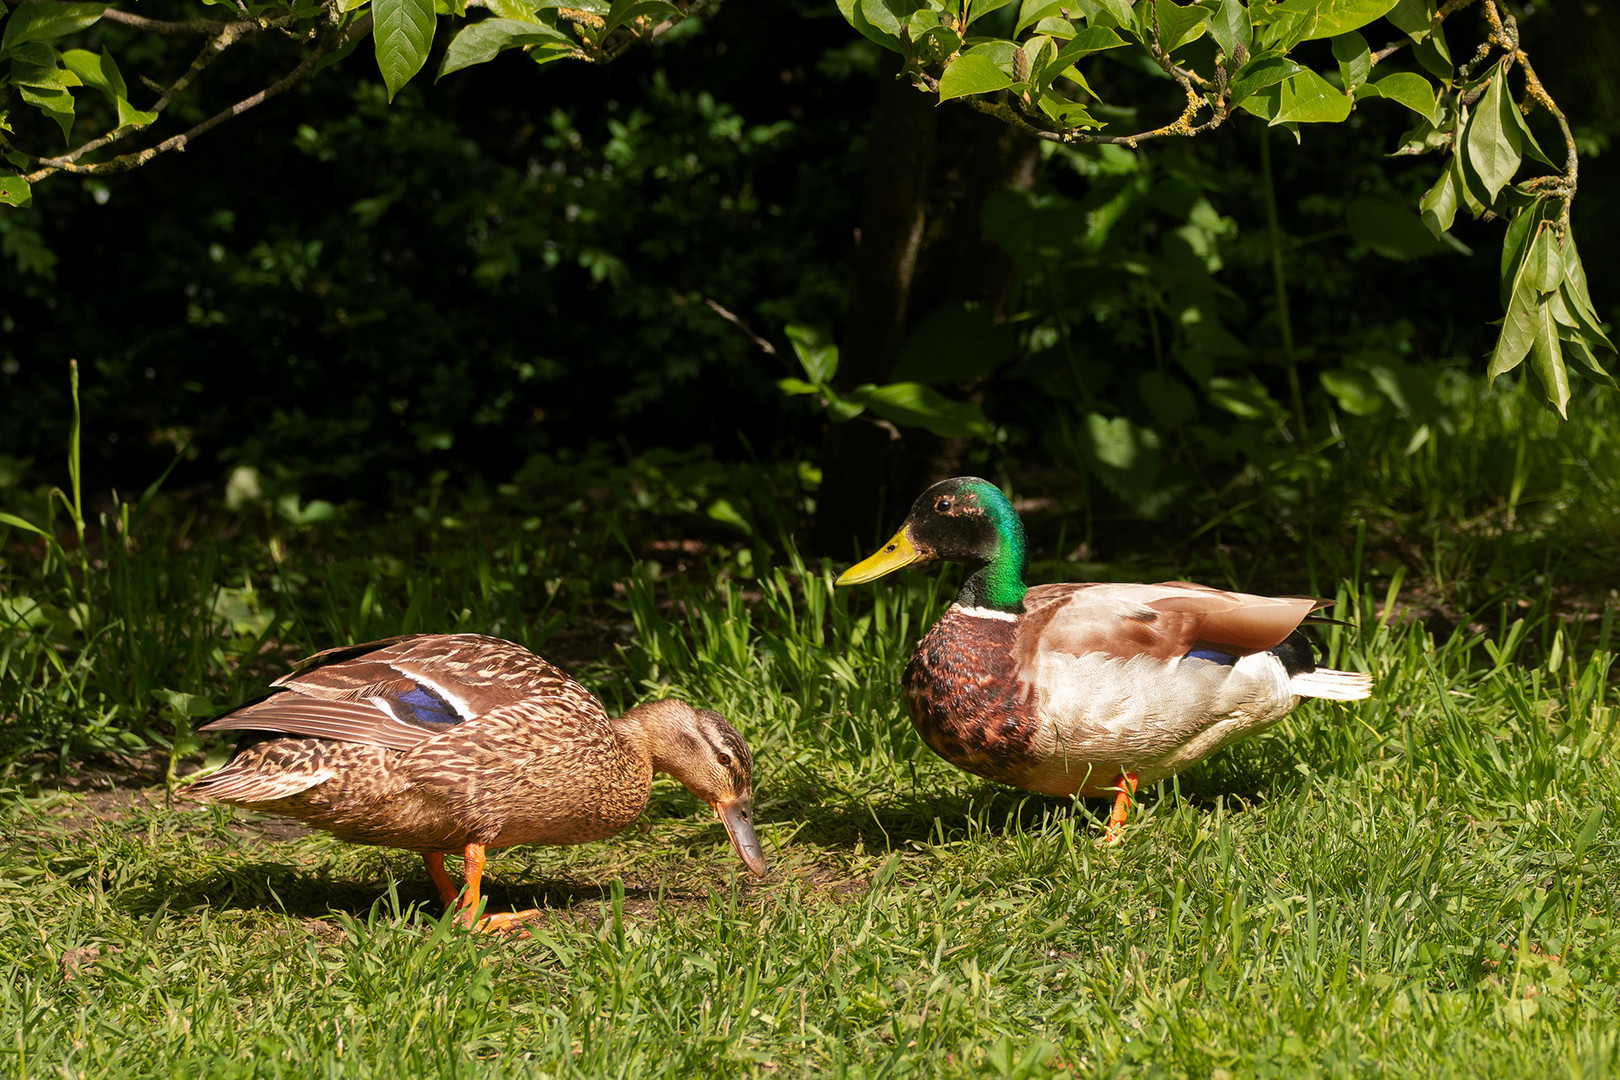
957, 502, 1028, 614
609, 703, 663, 777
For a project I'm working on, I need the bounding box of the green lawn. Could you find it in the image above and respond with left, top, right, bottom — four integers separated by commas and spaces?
4, 381, 1620, 1078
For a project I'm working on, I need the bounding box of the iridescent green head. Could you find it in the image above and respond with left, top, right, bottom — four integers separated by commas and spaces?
835, 477, 1029, 613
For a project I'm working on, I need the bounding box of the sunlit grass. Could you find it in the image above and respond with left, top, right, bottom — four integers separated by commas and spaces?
4, 548, 1619, 1077
3, 375, 1620, 1077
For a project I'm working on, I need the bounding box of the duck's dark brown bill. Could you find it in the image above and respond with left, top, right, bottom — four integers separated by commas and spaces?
716, 796, 767, 875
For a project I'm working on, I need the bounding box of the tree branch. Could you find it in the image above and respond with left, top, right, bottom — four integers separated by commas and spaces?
23, 14, 370, 182
1481, 0, 1577, 226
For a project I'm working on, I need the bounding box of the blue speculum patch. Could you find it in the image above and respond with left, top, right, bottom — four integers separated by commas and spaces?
390, 683, 463, 727
1185, 648, 1237, 665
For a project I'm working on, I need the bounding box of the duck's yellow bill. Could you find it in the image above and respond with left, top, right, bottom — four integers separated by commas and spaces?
835, 527, 922, 585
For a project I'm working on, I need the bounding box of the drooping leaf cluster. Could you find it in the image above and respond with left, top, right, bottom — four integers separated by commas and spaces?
834, 0, 1613, 413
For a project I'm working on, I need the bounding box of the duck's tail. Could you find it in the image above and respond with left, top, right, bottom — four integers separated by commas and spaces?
1289, 668, 1374, 701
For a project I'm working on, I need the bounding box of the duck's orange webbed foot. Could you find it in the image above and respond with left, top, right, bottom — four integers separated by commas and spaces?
1102, 772, 1139, 844
424, 852, 460, 911
446, 842, 543, 935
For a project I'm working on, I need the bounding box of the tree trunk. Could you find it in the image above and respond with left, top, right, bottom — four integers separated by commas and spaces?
814, 76, 1040, 554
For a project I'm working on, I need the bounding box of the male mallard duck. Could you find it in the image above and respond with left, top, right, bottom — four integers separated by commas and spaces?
836, 477, 1372, 838
186, 634, 765, 931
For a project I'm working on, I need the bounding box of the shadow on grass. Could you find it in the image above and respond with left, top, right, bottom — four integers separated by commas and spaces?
112, 854, 701, 924
757, 758, 1311, 854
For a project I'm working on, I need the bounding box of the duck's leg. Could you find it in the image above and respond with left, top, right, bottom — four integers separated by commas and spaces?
452, 842, 543, 933
1103, 772, 1138, 843
423, 852, 460, 910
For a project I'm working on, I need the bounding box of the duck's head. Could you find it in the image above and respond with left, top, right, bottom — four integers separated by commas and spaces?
626, 700, 766, 875
835, 476, 1028, 612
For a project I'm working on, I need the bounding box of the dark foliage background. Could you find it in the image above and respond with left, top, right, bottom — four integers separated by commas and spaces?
2, 0, 1617, 548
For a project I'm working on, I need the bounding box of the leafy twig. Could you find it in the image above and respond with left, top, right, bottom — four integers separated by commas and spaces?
23, 14, 369, 182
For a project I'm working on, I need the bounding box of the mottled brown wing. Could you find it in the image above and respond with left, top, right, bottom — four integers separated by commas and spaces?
200, 694, 437, 751
1018, 582, 1329, 663
204, 634, 590, 752
277, 634, 571, 718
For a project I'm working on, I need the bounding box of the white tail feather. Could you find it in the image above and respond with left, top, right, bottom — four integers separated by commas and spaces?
1289, 668, 1373, 701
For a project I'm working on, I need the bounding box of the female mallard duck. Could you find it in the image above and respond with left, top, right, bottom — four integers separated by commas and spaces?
186, 634, 765, 931
836, 477, 1371, 839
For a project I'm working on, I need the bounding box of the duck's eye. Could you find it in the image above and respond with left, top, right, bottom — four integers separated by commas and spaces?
935, 496, 953, 513
716, 752, 733, 767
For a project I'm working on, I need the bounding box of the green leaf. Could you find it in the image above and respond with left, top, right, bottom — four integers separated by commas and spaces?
1137, 371, 1196, 429
1035, 28, 1122, 100
1346, 197, 1467, 259
1418, 160, 1459, 238
964, 0, 1017, 26
374, 0, 436, 101
1490, 275, 1538, 380
19, 82, 75, 142
1258, 6, 1315, 51
1411, 32, 1451, 85
1558, 333, 1616, 388
1524, 226, 1562, 295
1321, 368, 1386, 415
4, 41, 55, 65
1559, 228, 1615, 352
1274, 68, 1352, 124
786, 325, 838, 384
825, 392, 865, 423
0, 172, 31, 207
602, 0, 680, 36
1037, 93, 1100, 128
892, 303, 1017, 384
0, 509, 49, 536
1154, 0, 1207, 53
836, 0, 904, 52
963, 40, 1019, 67
1081, 412, 1162, 499
438, 18, 570, 77
1209, 0, 1250, 61
1236, 83, 1283, 122
60, 48, 116, 92
1229, 53, 1298, 108
1386, 0, 1435, 40
1463, 64, 1520, 203
116, 98, 159, 127
1207, 376, 1284, 419
1367, 71, 1437, 124
938, 53, 1014, 102
1497, 198, 1546, 302
1506, 96, 1556, 169
1046, 25, 1127, 69
1331, 31, 1369, 93
11, 61, 83, 90
1528, 298, 1569, 417
849, 383, 992, 437
1297, 0, 1398, 39
1016, 0, 1066, 35
58, 49, 161, 126
0, 2, 106, 54
1076, 0, 1135, 29
1021, 35, 1058, 88
485, 0, 545, 16
1452, 121, 1488, 214
856, 0, 908, 38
